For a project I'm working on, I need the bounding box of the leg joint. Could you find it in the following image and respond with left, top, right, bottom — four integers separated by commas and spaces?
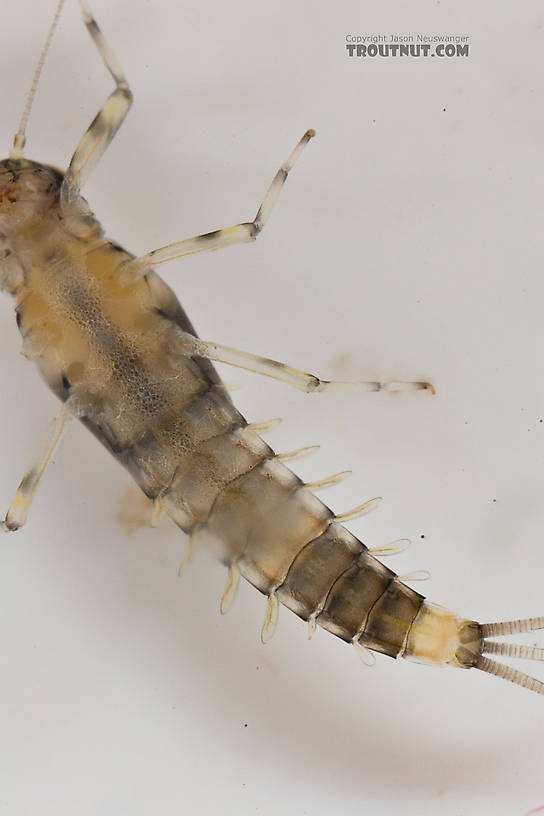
250, 221, 262, 239
117, 82, 133, 101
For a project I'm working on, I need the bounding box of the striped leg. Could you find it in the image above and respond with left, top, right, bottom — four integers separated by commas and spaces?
135, 130, 315, 266
177, 334, 434, 394
60, 0, 133, 220
1, 407, 70, 532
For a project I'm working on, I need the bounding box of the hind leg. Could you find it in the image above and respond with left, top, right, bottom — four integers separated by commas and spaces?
1, 407, 70, 532
177, 334, 434, 394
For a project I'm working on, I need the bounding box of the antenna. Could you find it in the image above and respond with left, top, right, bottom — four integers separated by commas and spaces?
10, 0, 66, 160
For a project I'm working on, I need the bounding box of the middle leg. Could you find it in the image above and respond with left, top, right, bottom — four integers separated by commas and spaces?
134, 130, 316, 267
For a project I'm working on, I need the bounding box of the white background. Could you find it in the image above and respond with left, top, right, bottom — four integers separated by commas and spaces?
1, 1, 543, 814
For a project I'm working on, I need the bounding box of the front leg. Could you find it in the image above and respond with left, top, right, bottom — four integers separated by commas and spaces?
60, 0, 133, 227
177, 334, 434, 394
1, 406, 71, 533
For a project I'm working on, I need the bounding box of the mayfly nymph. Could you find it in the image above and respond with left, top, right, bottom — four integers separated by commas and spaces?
1, 0, 543, 696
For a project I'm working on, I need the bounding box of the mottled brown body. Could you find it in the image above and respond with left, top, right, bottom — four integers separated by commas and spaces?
0, 157, 477, 668
3, 0, 542, 695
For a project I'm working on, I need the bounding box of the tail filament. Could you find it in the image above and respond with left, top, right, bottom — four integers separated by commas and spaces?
476, 617, 544, 695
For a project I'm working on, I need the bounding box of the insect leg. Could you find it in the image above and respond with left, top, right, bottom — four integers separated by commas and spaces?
1, 406, 71, 532
177, 335, 434, 393
60, 0, 133, 217
133, 130, 315, 267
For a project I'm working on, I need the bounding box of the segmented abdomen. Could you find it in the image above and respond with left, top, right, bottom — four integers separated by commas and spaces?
17, 231, 428, 662
192, 450, 424, 657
